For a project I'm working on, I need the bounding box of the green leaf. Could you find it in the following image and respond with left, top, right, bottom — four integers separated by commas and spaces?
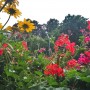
34, 71, 43, 76
46, 76, 58, 86
81, 76, 90, 83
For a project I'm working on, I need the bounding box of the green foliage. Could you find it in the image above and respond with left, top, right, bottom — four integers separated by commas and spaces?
27, 35, 54, 55
0, 54, 50, 90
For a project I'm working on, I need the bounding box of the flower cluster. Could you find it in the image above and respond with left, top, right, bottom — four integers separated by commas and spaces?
55, 34, 69, 47
67, 59, 78, 68
54, 33, 76, 55
44, 63, 64, 77
78, 51, 90, 65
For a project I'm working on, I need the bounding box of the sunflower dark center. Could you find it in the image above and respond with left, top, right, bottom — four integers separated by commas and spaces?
23, 24, 29, 29
8, 8, 16, 15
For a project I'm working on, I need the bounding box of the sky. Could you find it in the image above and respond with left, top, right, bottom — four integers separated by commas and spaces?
0, 0, 90, 26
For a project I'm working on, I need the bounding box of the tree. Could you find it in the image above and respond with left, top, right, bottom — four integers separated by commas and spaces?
47, 18, 59, 32
60, 14, 88, 44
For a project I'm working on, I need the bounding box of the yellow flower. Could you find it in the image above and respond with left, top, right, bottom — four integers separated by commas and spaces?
0, 1, 3, 8
6, 26, 12, 31
3, 5, 21, 18
0, 23, 3, 29
18, 19, 35, 33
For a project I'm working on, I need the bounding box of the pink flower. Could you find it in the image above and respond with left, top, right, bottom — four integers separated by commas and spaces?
38, 48, 46, 53
80, 29, 85, 33
84, 36, 90, 43
78, 53, 90, 65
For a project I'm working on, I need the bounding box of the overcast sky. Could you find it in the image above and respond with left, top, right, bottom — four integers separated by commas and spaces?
0, 0, 90, 26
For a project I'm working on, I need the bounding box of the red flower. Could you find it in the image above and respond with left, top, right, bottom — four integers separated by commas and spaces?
57, 67, 64, 77
84, 51, 90, 57
87, 20, 90, 30
65, 42, 76, 55
67, 59, 78, 68
0, 48, 4, 56
2, 43, 8, 48
55, 34, 70, 47
54, 34, 70, 52
44, 63, 64, 77
87, 25, 90, 30
87, 20, 90, 24
54, 45, 58, 52
22, 41, 28, 50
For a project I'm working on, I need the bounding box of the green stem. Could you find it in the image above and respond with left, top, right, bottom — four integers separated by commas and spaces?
57, 54, 60, 65
0, 0, 8, 12
56, 54, 60, 83
1, 15, 11, 30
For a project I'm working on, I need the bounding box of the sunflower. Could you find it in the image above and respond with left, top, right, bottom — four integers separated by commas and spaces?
0, 1, 3, 8
0, 23, 3, 29
6, 26, 12, 31
18, 19, 35, 33
2, 0, 19, 6
3, 5, 21, 18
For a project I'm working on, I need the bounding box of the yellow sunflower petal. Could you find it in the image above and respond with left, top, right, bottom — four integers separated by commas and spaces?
17, 18, 35, 33
3, 5, 21, 18
6, 26, 12, 31
0, 23, 3, 29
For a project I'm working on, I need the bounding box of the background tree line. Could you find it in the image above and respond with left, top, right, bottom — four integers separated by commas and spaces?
13, 14, 88, 55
